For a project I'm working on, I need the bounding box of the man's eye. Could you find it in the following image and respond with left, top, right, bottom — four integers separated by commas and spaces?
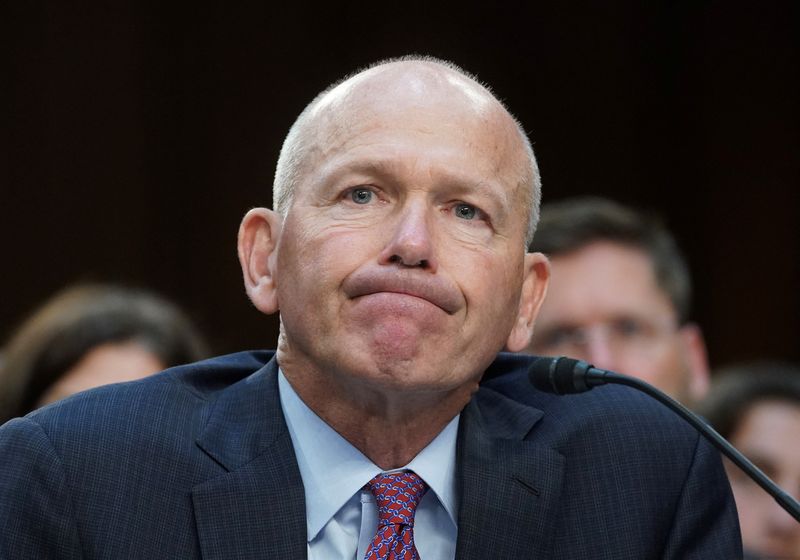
613, 319, 645, 338
454, 203, 477, 220
542, 328, 581, 348
350, 188, 373, 204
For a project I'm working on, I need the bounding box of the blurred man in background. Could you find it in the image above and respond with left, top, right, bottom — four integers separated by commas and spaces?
525, 196, 709, 405
698, 362, 800, 559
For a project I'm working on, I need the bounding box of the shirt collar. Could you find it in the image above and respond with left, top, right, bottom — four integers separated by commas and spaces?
278, 370, 460, 542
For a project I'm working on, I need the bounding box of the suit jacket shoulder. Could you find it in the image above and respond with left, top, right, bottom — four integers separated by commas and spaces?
0, 350, 306, 560
455, 352, 742, 559
0, 351, 741, 559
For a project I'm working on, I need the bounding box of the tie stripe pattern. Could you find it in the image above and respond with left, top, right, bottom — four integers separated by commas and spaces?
364, 471, 428, 560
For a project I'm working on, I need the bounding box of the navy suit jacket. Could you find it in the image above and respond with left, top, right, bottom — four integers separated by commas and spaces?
0, 351, 741, 558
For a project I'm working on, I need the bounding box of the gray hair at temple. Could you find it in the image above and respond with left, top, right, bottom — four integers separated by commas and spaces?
271, 55, 542, 246
529, 196, 694, 323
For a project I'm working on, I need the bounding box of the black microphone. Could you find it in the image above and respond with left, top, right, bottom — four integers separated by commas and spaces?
528, 355, 800, 523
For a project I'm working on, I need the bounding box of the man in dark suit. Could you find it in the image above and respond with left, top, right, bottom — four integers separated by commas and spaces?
0, 56, 741, 558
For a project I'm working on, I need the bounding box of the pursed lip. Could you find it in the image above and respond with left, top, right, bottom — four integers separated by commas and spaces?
343, 269, 463, 315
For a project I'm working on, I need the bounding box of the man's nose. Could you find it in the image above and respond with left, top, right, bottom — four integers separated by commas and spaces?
378, 201, 438, 272
583, 329, 617, 372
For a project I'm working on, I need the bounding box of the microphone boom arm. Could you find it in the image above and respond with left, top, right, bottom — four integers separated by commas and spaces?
533, 356, 800, 523
595, 369, 800, 523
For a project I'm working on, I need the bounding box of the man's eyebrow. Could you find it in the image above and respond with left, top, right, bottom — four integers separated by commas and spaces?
736, 451, 777, 475
536, 319, 578, 331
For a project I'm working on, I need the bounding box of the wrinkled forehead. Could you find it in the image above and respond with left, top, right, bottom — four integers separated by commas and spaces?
300, 63, 529, 186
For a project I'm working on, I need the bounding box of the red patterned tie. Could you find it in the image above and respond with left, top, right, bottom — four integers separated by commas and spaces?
364, 471, 428, 560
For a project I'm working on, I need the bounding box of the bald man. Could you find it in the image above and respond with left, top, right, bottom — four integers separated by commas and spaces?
0, 57, 740, 559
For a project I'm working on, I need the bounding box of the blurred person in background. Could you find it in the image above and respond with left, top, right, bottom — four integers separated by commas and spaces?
524, 196, 709, 405
0, 283, 209, 424
697, 362, 800, 559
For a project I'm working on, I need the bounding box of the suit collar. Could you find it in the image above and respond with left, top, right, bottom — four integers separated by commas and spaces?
195, 352, 283, 471
190, 351, 565, 559
455, 384, 565, 560
192, 354, 307, 559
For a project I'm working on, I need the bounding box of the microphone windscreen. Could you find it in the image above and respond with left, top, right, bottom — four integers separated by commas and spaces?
528, 356, 593, 394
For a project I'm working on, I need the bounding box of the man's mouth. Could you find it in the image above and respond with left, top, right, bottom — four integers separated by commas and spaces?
343, 270, 463, 315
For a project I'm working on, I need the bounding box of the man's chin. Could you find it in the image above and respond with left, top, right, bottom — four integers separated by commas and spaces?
359, 352, 486, 398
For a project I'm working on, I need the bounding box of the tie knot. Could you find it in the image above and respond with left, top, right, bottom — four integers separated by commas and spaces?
367, 471, 428, 527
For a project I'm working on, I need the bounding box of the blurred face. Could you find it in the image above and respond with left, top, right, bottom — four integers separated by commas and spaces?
528, 241, 707, 402
726, 400, 800, 559
268, 65, 547, 396
37, 341, 164, 406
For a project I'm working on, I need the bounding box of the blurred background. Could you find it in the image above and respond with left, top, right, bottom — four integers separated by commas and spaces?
3, 1, 798, 366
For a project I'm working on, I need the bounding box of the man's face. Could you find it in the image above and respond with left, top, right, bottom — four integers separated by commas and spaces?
270, 69, 543, 396
528, 241, 705, 401
726, 400, 800, 559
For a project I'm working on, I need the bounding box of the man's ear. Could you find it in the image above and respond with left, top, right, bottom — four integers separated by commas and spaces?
678, 322, 710, 402
237, 208, 283, 315
506, 252, 550, 352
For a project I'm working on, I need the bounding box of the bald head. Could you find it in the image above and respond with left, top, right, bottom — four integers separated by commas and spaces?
273, 57, 541, 244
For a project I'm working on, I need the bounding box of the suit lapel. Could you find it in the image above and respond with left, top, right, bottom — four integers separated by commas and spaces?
192, 356, 307, 560
189, 353, 564, 559
455, 386, 565, 560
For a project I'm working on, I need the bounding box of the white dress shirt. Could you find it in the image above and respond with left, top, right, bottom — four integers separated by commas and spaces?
278, 371, 459, 560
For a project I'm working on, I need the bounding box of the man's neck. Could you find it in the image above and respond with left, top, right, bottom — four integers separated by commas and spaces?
279, 356, 476, 470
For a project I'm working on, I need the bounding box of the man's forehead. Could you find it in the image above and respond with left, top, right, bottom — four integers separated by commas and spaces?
552, 241, 656, 278
546, 242, 675, 308
280, 59, 535, 238
308, 61, 497, 124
